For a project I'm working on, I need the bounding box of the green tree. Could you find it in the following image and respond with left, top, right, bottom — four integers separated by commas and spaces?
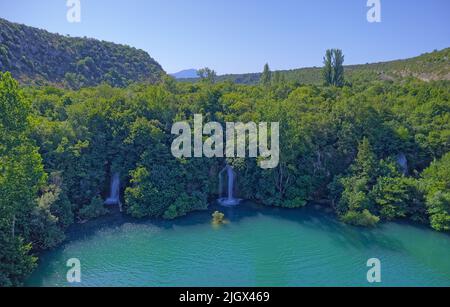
322, 49, 345, 87
332, 49, 345, 87
78, 196, 108, 221
341, 209, 380, 227
0, 234, 36, 286
260, 63, 272, 86
322, 49, 333, 86
351, 137, 378, 180
336, 138, 380, 225
197, 67, 217, 84
421, 153, 450, 231
0, 72, 46, 285
371, 177, 425, 221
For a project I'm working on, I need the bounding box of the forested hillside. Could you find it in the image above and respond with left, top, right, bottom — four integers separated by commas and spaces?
180, 48, 450, 85
0, 17, 449, 287
1, 67, 449, 285
0, 18, 165, 88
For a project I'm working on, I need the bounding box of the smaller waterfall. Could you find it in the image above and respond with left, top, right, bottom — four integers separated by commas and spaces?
104, 173, 122, 211
218, 165, 241, 206
227, 166, 234, 200
397, 153, 408, 175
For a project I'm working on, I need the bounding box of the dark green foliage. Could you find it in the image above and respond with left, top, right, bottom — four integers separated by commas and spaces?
371, 177, 426, 222
421, 153, 450, 231
323, 49, 345, 87
0, 235, 36, 287
78, 196, 108, 221
341, 209, 380, 227
260, 63, 272, 86
323, 50, 333, 86
0, 18, 165, 88
332, 49, 345, 87
125, 156, 211, 219
0, 72, 45, 285
197, 67, 217, 84
331, 136, 427, 226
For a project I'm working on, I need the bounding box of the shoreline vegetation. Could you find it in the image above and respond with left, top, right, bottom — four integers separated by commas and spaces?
27, 201, 450, 287
212, 211, 226, 225
0, 18, 449, 286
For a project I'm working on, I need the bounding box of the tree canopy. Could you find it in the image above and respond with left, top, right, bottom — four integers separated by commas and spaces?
0, 52, 449, 286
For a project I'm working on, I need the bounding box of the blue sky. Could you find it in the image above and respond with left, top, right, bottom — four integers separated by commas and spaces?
0, 0, 449, 74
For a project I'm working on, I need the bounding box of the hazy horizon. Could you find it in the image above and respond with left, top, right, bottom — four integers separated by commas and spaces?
1, 0, 449, 75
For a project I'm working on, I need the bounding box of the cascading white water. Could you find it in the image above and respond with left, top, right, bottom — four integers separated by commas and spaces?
227, 165, 234, 200
105, 173, 122, 211
218, 165, 241, 206
397, 153, 408, 175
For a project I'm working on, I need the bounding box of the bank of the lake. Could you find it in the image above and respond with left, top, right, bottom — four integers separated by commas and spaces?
27, 202, 450, 287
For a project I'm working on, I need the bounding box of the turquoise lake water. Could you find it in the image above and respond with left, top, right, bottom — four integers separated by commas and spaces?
27, 202, 450, 287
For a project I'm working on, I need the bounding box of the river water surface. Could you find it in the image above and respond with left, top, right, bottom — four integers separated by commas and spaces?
27, 202, 450, 286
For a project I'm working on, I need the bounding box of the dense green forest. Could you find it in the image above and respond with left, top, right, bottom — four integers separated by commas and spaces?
1, 63, 449, 285
0, 18, 164, 88
0, 18, 449, 287
180, 48, 450, 85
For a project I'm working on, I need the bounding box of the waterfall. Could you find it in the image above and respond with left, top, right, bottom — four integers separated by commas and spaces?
227, 165, 234, 200
105, 173, 122, 211
397, 153, 408, 175
218, 164, 241, 206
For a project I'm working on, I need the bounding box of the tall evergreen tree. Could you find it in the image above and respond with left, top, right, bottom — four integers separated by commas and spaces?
260, 63, 272, 86
351, 137, 377, 179
322, 49, 333, 86
322, 49, 345, 87
332, 49, 345, 87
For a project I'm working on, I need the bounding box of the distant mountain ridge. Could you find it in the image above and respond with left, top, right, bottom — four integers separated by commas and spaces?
0, 18, 165, 88
179, 48, 450, 85
171, 69, 198, 79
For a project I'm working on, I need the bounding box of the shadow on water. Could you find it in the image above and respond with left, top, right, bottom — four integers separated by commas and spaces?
28, 200, 450, 286
235, 202, 407, 253
61, 200, 407, 254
